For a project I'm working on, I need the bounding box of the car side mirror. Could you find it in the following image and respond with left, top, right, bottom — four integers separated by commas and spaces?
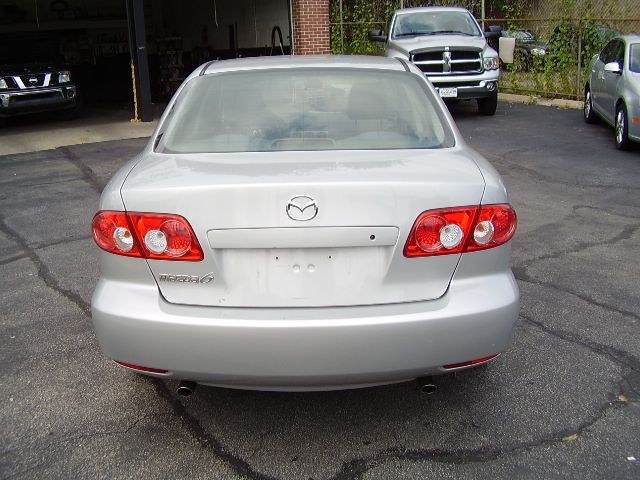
368, 28, 387, 43
604, 61, 622, 74
484, 25, 502, 39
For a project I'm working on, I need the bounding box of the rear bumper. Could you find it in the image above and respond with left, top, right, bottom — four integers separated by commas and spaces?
0, 85, 77, 117
91, 263, 520, 391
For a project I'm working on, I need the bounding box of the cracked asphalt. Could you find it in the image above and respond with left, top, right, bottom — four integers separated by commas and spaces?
1, 102, 639, 479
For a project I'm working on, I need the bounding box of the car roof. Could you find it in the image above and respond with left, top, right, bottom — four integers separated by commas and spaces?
201, 55, 407, 76
620, 34, 640, 43
394, 7, 471, 15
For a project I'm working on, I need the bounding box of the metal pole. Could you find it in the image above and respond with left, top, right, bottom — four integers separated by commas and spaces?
125, 0, 153, 122
481, 0, 485, 31
289, 0, 295, 54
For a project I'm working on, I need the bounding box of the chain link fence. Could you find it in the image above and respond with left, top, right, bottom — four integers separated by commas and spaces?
330, 0, 640, 99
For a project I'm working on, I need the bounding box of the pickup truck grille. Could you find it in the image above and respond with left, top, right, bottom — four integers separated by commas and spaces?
1, 73, 53, 89
19, 74, 46, 87
411, 48, 483, 75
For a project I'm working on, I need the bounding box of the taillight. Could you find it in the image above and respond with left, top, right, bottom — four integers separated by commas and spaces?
113, 360, 168, 374
404, 206, 478, 257
465, 204, 517, 252
91, 211, 143, 257
404, 204, 516, 257
92, 211, 203, 261
128, 213, 203, 261
443, 353, 500, 369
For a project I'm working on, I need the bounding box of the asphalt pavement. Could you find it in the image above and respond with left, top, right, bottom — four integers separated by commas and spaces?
1, 101, 639, 479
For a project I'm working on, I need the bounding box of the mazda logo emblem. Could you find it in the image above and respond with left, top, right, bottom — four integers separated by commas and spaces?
286, 195, 318, 221
28, 76, 38, 85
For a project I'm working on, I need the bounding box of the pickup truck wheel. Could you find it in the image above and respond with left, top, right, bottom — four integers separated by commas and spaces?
583, 87, 597, 124
477, 91, 498, 116
615, 103, 630, 150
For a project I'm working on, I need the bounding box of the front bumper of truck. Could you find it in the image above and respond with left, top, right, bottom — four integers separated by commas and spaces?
428, 69, 500, 100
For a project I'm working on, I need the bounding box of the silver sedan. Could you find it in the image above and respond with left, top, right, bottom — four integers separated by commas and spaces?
584, 34, 640, 149
91, 56, 519, 393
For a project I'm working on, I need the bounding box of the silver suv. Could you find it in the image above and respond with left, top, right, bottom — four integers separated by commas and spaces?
369, 7, 501, 115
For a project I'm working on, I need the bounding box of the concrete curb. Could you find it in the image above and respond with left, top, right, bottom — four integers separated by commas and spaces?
499, 92, 582, 110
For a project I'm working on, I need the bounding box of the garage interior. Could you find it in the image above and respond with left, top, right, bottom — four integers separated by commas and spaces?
0, 0, 292, 114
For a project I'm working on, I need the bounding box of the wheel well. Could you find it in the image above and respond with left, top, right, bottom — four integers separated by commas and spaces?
616, 99, 625, 111
584, 82, 589, 94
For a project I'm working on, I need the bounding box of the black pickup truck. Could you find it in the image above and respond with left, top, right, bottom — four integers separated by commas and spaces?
0, 63, 80, 121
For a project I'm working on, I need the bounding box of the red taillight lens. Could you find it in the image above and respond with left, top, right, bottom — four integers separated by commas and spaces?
404, 207, 478, 257
443, 353, 500, 369
114, 360, 168, 374
92, 211, 203, 261
128, 213, 204, 261
404, 204, 516, 257
91, 211, 143, 257
466, 204, 517, 252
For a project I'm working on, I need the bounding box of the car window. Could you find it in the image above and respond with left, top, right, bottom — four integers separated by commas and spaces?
504, 30, 534, 41
630, 44, 640, 73
613, 41, 625, 65
159, 69, 455, 153
392, 11, 481, 38
600, 40, 618, 63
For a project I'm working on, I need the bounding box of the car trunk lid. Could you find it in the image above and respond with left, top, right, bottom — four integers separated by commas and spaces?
120, 149, 485, 307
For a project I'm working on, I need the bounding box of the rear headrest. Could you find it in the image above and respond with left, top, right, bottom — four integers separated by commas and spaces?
347, 82, 394, 120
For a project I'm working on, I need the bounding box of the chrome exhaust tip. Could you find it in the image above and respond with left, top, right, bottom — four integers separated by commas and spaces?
417, 376, 437, 395
177, 380, 197, 397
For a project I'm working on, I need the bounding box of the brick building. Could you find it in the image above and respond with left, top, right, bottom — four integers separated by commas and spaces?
292, 0, 331, 55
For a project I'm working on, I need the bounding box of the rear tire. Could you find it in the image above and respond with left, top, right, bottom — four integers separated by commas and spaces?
477, 91, 498, 116
583, 86, 597, 124
615, 103, 630, 150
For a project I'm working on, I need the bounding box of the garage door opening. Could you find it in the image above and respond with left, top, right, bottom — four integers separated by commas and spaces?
0, 0, 292, 125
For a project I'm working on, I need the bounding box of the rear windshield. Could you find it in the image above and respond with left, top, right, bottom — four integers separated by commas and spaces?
158, 68, 454, 153
631, 44, 640, 73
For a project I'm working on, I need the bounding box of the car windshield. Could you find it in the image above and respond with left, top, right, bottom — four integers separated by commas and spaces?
630, 44, 640, 73
392, 11, 481, 38
504, 30, 536, 42
159, 68, 454, 153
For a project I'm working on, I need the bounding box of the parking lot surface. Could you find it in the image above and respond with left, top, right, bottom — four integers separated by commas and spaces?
1, 102, 639, 479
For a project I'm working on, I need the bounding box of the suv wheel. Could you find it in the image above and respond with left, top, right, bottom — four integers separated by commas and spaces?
615, 103, 630, 150
477, 91, 498, 116
583, 87, 597, 124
